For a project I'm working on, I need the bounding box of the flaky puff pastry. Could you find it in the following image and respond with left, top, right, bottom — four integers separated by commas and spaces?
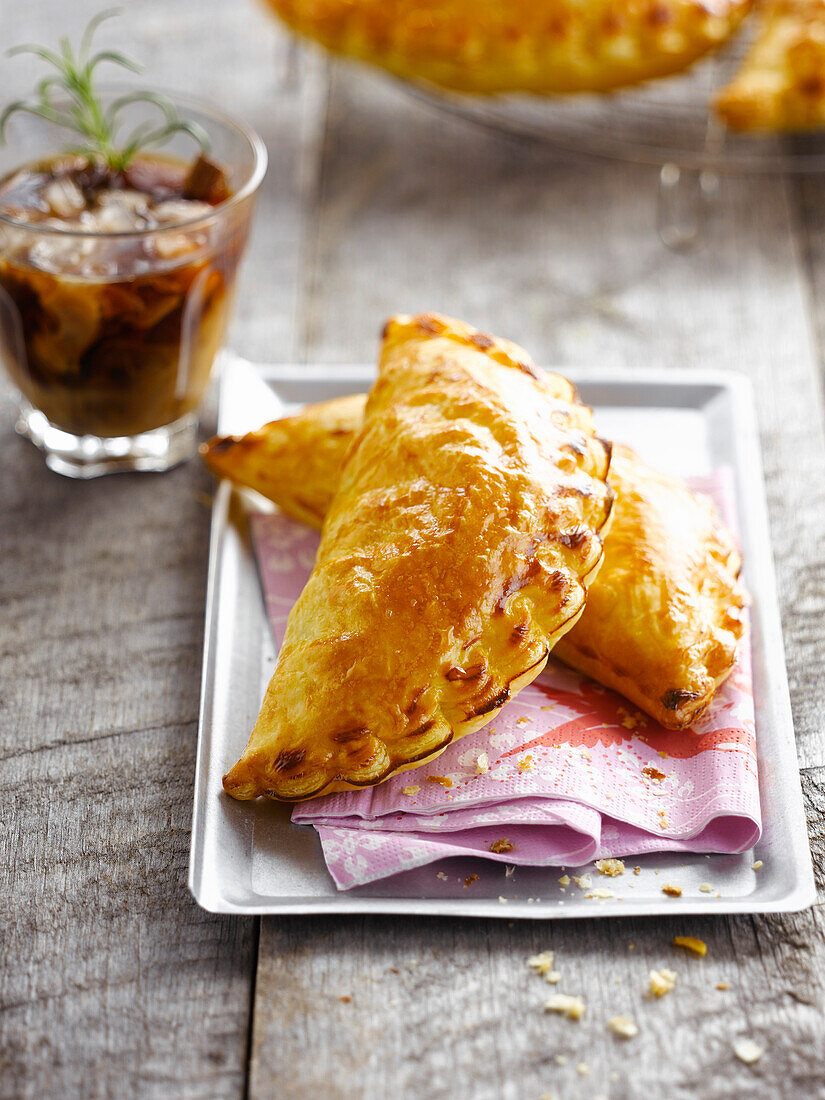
263, 0, 753, 95
556, 445, 745, 728
715, 0, 825, 130
206, 405, 745, 731
222, 313, 613, 801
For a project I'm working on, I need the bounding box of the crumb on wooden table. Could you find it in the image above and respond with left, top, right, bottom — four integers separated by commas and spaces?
608, 1014, 639, 1039
733, 1038, 764, 1065
673, 935, 707, 956
527, 951, 555, 975
544, 994, 586, 1020
648, 968, 678, 997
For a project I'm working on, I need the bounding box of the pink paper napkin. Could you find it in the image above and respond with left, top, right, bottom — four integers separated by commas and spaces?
249, 471, 759, 890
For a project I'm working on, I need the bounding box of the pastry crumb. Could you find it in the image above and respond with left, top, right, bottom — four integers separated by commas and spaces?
595, 858, 625, 877
662, 883, 682, 897
402, 785, 420, 797
699, 882, 714, 893
463, 874, 479, 888
554, 1054, 567, 1066
734, 1038, 764, 1065
517, 754, 535, 771
716, 981, 730, 991
544, 970, 562, 984
673, 936, 707, 956
633, 866, 641, 875
427, 775, 452, 787
498, 896, 508, 904
576, 1062, 590, 1076
608, 1014, 639, 1039
544, 994, 586, 1020
339, 995, 351, 1003
527, 951, 555, 975
489, 837, 516, 854
642, 765, 667, 781
572, 873, 592, 890
475, 752, 489, 774
558, 874, 571, 886
586, 888, 615, 899
648, 968, 678, 997
751, 860, 763, 871
436, 871, 448, 881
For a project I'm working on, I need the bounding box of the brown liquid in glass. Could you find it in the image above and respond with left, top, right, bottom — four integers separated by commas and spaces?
0, 154, 244, 437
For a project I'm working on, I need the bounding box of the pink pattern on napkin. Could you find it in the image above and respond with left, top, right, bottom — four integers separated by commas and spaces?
249, 470, 759, 890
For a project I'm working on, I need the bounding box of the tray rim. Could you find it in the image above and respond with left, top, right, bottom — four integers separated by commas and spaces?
188, 359, 816, 917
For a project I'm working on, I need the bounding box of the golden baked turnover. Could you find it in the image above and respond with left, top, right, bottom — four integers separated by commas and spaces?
221, 313, 613, 801
263, 0, 753, 95
205, 393, 366, 528
207, 402, 745, 731
715, 0, 825, 130
557, 445, 745, 728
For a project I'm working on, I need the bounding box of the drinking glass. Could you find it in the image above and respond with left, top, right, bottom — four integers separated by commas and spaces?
0, 92, 267, 477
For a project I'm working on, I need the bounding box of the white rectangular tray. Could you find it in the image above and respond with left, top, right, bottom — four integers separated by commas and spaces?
189, 356, 815, 916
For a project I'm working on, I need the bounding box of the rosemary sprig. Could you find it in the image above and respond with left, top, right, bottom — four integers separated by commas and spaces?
0, 9, 210, 174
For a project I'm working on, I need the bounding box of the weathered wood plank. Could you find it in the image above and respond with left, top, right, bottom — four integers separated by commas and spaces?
0, 410, 257, 1100
0, 3, 329, 1097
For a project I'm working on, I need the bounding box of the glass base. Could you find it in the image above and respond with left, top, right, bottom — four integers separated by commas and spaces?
16, 403, 198, 479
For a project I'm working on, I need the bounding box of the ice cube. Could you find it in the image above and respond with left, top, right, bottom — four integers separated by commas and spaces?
96, 189, 152, 216
42, 178, 86, 220
151, 199, 213, 227
28, 234, 97, 274
153, 231, 204, 260
0, 223, 34, 259
89, 203, 152, 234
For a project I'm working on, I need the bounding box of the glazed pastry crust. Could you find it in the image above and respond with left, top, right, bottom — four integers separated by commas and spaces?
555, 445, 745, 728
264, 0, 753, 95
222, 312, 613, 801
202, 393, 366, 528
206, 393, 745, 731
715, 0, 825, 131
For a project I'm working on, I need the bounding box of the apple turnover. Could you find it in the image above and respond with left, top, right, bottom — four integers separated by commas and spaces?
715, 0, 825, 131
206, 400, 745, 731
221, 313, 613, 800
263, 0, 753, 95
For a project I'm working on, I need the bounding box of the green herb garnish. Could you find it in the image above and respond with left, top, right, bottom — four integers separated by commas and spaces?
0, 9, 210, 174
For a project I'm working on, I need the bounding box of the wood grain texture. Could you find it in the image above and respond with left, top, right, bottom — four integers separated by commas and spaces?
0, 1, 328, 1097
2, 2, 825, 1097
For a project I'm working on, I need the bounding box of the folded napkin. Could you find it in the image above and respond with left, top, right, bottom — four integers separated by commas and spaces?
250, 470, 759, 890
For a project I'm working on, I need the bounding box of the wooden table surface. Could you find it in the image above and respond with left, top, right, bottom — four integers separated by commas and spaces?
2, 3, 825, 1098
